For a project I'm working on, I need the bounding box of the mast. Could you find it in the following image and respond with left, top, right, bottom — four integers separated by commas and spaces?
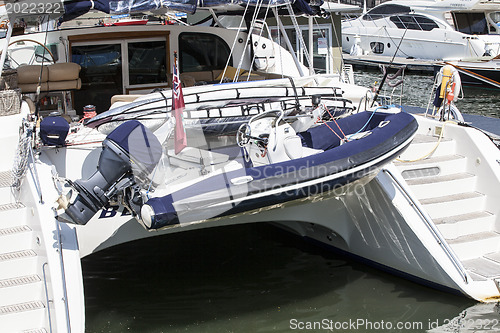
272, 7, 305, 77
308, 16, 314, 75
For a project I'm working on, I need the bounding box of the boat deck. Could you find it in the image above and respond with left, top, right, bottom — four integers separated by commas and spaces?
343, 54, 436, 72
401, 105, 500, 140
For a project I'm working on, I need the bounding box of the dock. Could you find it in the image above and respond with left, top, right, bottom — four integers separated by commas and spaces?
343, 54, 437, 72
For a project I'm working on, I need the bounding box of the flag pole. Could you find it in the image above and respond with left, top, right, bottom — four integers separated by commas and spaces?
172, 51, 187, 154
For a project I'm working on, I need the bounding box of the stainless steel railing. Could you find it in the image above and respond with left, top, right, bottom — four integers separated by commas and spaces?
28, 144, 43, 204
55, 219, 72, 333
42, 262, 53, 333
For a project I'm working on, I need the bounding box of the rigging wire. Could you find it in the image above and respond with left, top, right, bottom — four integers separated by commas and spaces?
324, 1, 345, 79
285, 1, 314, 76
219, 0, 252, 84
233, 0, 266, 82
370, 12, 411, 107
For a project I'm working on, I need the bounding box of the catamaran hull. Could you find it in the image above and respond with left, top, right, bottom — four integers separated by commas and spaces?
273, 178, 465, 296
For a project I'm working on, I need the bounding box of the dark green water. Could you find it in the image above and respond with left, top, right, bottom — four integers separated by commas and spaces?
83, 224, 480, 333
82, 72, 500, 333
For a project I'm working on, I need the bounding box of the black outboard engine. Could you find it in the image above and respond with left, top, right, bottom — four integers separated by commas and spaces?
62, 120, 162, 225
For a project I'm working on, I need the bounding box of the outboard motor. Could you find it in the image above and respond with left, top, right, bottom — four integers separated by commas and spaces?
61, 120, 162, 225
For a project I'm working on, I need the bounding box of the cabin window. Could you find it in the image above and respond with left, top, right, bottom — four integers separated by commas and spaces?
71, 35, 168, 115
453, 12, 488, 35
390, 15, 439, 31
370, 42, 384, 54
362, 4, 411, 21
72, 44, 123, 115
179, 33, 232, 72
128, 41, 167, 85
35, 43, 58, 63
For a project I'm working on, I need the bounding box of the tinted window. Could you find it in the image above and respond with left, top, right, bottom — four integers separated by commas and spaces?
35, 43, 58, 63
179, 33, 232, 72
490, 12, 500, 33
72, 44, 122, 114
491, 12, 500, 24
128, 41, 167, 85
390, 15, 439, 31
370, 42, 384, 54
362, 4, 410, 21
453, 12, 488, 35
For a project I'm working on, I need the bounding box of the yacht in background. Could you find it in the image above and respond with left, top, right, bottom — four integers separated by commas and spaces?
440, 57, 500, 89
342, 0, 500, 61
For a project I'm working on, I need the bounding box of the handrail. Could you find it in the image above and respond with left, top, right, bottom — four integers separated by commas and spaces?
382, 168, 469, 284
42, 263, 53, 333
55, 219, 72, 333
28, 143, 43, 204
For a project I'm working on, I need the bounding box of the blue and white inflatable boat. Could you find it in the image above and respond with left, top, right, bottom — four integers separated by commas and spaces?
58, 104, 418, 230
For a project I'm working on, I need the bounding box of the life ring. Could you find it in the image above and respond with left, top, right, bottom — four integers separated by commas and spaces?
436, 65, 461, 103
438, 103, 464, 122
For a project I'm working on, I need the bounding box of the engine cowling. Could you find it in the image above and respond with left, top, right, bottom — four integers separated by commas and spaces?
61, 120, 162, 225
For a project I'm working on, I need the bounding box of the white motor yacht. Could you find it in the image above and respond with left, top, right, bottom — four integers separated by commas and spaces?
342, 0, 500, 61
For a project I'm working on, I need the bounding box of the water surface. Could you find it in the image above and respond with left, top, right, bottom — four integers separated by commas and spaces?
83, 224, 480, 333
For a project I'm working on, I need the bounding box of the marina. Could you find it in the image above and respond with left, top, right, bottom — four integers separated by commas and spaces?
82, 69, 500, 333
343, 53, 436, 72
1, 0, 500, 332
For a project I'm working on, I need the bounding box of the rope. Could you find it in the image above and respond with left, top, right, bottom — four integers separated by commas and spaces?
12, 122, 32, 192
323, 103, 347, 139
396, 120, 455, 163
35, 15, 51, 106
313, 104, 348, 142
318, 117, 343, 141
346, 106, 382, 141
218, 0, 252, 84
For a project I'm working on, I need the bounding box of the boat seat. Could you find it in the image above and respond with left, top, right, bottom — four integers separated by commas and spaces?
179, 73, 197, 87
180, 71, 213, 87
168, 147, 229, 169
110, 94, 143, 108
284, 135, 323, 160
110, 94, 143, 105
17, 63, 81, 93
179, 67, 265, 87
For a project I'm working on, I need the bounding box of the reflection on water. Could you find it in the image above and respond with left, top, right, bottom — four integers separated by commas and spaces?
83, 224, 484, 333
354, 69, 500, 119
429, 303, 500, 333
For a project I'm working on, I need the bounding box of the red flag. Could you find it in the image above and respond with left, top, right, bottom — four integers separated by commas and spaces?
172, 53, 187, 154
